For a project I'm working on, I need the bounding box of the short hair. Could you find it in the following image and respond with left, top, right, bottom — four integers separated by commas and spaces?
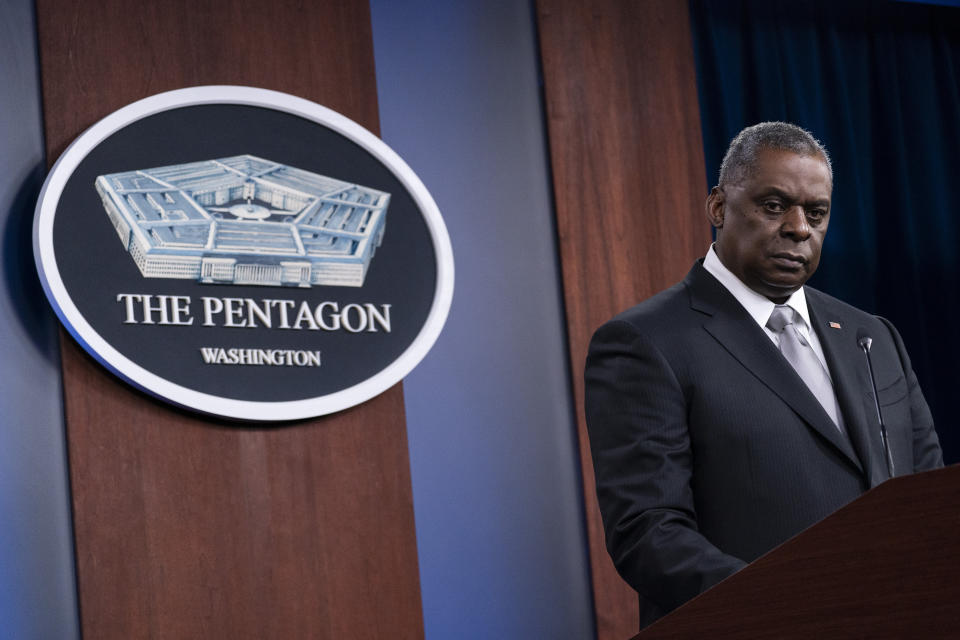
718, 122, 832, 187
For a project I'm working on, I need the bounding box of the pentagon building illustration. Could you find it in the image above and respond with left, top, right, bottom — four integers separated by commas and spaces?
94, 155, 389, 287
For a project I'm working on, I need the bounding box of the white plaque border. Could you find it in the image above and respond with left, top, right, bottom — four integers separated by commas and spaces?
34, 86, 454, 422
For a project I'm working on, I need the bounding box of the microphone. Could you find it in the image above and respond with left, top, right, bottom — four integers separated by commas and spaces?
857, 333, 895, 479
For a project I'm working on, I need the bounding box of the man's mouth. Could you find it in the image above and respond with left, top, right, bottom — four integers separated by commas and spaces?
770, 253, 808, 268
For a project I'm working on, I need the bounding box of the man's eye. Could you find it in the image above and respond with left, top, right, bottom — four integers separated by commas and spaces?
807, 209, 827, 221
762, 201, 785, 213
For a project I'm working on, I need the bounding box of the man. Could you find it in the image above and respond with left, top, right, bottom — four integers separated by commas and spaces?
584, 122, 943, 628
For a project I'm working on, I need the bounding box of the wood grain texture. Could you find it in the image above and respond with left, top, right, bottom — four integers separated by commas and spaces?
637, 465, 960, 638
535, 1, 711, 638
36, 1, 423, 637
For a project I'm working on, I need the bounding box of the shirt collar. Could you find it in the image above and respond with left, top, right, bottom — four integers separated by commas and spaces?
703, 244, 812, 332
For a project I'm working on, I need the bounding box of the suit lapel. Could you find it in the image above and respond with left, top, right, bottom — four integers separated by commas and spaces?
685, 265, 863, 473
807, 292, 882, 487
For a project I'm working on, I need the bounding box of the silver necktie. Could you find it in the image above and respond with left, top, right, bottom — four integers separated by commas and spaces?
766, 305, 844, 432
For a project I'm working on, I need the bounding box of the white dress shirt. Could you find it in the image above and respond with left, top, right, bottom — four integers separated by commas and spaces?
703, 245, 833, 380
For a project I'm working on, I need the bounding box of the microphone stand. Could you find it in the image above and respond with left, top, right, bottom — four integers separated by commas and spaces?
858, 336, 895, 479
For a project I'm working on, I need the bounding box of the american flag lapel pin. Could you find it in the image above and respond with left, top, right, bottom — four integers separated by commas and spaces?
829, 321, 842, 329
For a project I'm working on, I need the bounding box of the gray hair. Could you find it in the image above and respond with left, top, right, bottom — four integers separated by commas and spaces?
718, 122, 832, 187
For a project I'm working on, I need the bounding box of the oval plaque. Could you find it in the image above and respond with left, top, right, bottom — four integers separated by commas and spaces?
34, 86, 454, 421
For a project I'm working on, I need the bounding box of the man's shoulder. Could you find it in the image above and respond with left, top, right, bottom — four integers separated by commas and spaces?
592, 262, 720, 342
803, 286, 910, 351
805, 286, 883, 325
608, 281, 692, 329
586, 281, 697, 368
588, 279, 702, 355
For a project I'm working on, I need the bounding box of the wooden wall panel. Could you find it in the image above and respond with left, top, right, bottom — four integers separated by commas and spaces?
35, 1, 423, 638
535, 1, 712, 638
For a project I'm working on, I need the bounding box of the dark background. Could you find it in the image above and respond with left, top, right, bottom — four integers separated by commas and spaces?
692, 0, 960, 463
52, 104, 437, 402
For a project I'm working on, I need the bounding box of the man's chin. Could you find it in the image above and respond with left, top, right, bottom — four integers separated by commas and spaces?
755, 278, 805, 303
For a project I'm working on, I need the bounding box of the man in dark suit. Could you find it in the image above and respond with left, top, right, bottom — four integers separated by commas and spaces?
584, 122, 943, 628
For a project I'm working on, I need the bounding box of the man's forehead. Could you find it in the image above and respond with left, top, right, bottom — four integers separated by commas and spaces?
746, 148, 832, 191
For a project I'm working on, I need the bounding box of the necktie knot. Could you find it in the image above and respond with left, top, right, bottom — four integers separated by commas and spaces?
766, 304, 795, 333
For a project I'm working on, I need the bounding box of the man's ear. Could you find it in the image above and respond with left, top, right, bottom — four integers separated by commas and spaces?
706, 186, 725, 228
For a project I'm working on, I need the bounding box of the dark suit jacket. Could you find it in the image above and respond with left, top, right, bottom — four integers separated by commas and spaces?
584, 261, 943, 628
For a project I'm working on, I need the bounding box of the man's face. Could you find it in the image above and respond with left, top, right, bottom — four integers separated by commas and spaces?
706, 148, 832, 303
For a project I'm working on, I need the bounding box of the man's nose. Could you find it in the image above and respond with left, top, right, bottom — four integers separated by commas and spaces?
781, 206, 811, 240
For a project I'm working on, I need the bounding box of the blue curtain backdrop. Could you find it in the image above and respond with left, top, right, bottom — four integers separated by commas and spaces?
690, 0, 960, 463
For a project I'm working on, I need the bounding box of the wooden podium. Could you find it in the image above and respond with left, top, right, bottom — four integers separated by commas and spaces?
635, 465, 960, 638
